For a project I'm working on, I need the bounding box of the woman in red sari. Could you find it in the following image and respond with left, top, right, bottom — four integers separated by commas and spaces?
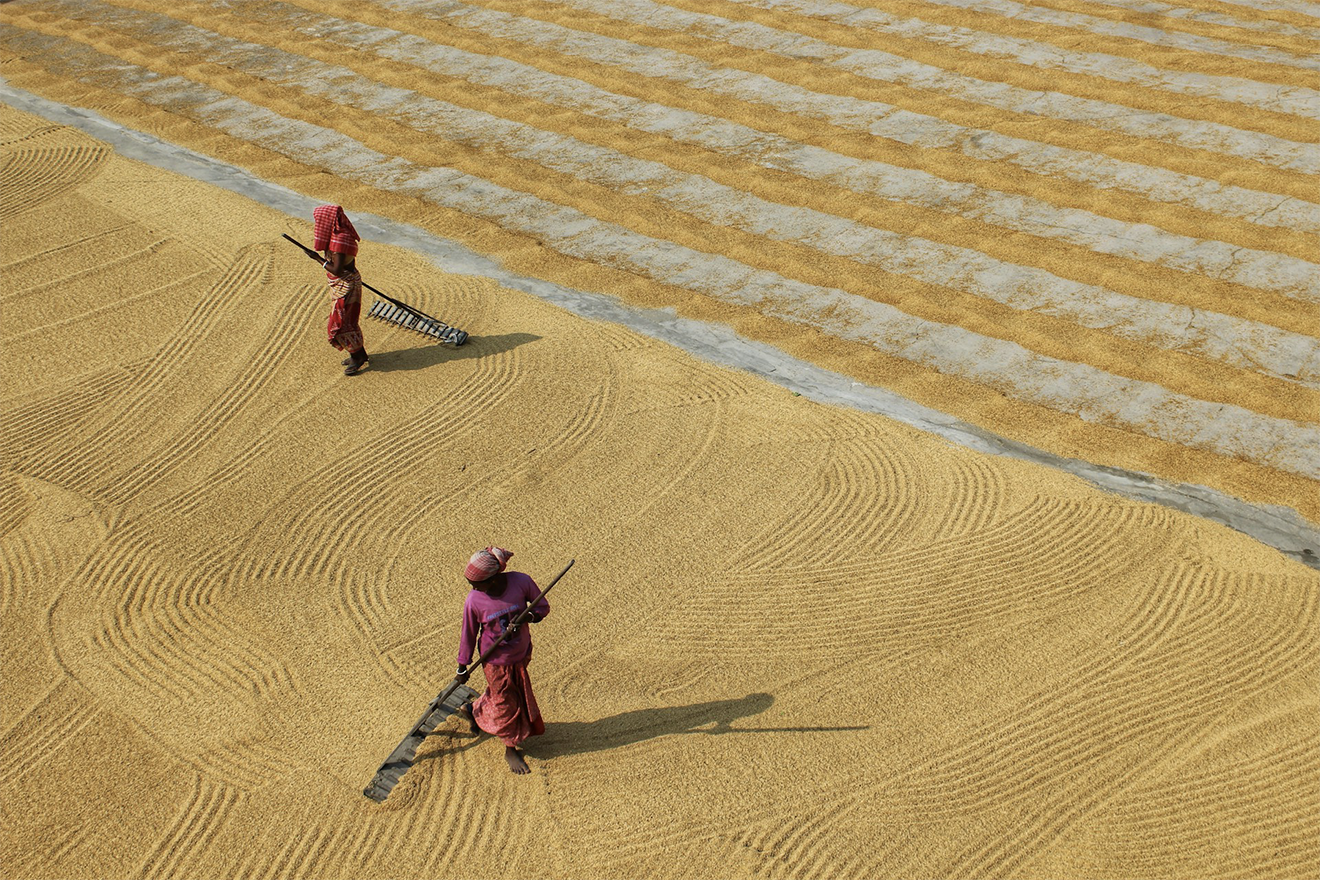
455, 547, 550, 774
312, 204, 368, 375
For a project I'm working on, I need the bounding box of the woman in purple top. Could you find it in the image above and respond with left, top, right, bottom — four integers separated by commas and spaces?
455, 546, 549, 774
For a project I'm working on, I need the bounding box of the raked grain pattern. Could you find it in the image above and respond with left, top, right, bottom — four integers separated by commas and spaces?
0, 0, 1317, 517
1, 3, 1318, 879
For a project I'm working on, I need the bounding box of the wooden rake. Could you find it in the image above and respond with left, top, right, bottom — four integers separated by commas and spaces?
283, 234, 468, 346
362, 559, 575, 803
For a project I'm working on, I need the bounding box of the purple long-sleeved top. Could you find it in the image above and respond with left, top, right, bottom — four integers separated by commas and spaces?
456, 572, 549, 667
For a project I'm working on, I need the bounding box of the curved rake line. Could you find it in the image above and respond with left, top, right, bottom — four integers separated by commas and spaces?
324, 343, 570, 594
5, 822, 89, 878
135, 776, 244, 879
632, 357, 760, 413
19, 252, 262, 492
880, 560, 1213, 814
0, 363, 136, 461
843, 438, 924, 553
142, 289, 327, 524
705, 560, 1312, 878
1106, 737, 1319, 850
579, 371, 740, 575
88, 525, 295, 705
266, 351, 522, 583
0, 528, 61, 617
0, 222, 135, 274
721, 498, 1162, 586
744, 451, 1145, 575
421, 767, 517, 873
2, 236, 170, 303
666, 499, 1147, 644
3, 267, 214, 346
277, 362, 516, 569
1152, 732, 1320, 806
184, 738, 289, 791
0, 682, 97, 789
101, 542, 241, 699
926, 454, 1006, 540
0, 143, 108, 216
254, 823, 337, 880
73, 259, 269, 495
337, 567, 394, 653
105, 261, 311, 505
943, 573, 1319, 877
0, 121, 62, 144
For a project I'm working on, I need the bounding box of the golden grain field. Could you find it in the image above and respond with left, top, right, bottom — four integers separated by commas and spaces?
1, 1, 1318, 877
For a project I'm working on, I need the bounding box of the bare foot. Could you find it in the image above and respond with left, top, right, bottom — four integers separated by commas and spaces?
457, 701, 479, 735
505, 746, 530, 774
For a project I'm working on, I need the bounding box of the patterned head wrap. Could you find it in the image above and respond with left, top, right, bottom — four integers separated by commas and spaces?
312, 205, 361, 256
465, 547, 513, 582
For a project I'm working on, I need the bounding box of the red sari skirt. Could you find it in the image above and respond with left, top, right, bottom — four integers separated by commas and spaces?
326, 272, 364, 353
473, 663, 545, 748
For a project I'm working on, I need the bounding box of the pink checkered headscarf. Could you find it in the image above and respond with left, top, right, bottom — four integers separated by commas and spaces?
465, 547, 512, 582
312, 205, 360, 256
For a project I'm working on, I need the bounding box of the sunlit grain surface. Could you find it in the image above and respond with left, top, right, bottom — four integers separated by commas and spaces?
2, 1, 1317, 877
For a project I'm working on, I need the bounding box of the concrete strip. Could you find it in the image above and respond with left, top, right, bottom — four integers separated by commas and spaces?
215, 0, 1320, 240
1210, 0, 1320, 17
377, 0, 1320, 179
0, 40, 1315, 477
921, 0, 1320, 70
42, 0, 1320, 383
3, 78, 1315, 568
1070, 0, 1320, 39
508, 0, 1320, 125
731, 0, 1320, 109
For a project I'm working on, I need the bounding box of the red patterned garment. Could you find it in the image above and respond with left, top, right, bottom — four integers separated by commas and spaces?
472, 661, 545, 748
312, 204, 360, 255
465, 546, 513, 582
326, 270, 364, 353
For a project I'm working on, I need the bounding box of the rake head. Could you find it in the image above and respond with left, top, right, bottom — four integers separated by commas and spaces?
368, 299, 468, 346
363, 681, 479, 803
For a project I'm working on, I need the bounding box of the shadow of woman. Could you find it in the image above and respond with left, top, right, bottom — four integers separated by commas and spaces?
522, 693, 773, 760
368, 332, 540, 373
521, 693, 868, 760
411, 692, 868, 768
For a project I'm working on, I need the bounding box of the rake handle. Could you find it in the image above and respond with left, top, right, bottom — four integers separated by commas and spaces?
281, 233, 453, 331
